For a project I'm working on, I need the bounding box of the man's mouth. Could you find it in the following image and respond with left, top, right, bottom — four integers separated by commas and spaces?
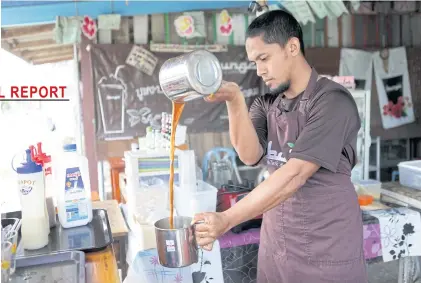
264, 79, 273, 86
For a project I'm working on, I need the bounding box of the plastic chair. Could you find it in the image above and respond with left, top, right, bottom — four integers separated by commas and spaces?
202, 147, 242, 184
392, 170, 399, 182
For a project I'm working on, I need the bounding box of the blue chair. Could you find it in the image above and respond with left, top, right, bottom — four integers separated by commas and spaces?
392, 170, 399, 182
202, 147, 241, 184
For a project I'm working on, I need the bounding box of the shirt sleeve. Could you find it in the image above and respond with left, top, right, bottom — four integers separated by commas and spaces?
249, 96, 269, 162
289, 91, 361, 172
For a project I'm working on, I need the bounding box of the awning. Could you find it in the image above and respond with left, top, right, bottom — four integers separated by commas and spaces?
1, 1, 254, 27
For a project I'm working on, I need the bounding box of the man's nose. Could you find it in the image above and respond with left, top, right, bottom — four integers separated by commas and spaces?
256, 65, 266, 77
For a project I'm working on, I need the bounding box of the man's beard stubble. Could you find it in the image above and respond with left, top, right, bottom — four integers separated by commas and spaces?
268, 81, 291, 96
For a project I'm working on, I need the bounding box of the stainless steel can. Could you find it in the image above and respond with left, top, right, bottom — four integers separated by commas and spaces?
159, 50, 223, 102
154, 216, 200, 268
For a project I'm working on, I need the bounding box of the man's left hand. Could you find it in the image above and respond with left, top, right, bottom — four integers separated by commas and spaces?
192, 212, 230, 251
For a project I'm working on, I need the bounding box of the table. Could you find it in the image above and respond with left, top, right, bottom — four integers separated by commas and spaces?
92, 200, 129, 280
382, 182, 421, 209
3, 207, 121, 283
381, 182, 421, 283
86, 245, 120, 283
218, 206, 420, 283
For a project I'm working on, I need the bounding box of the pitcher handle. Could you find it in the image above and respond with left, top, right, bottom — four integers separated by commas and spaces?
191, 220, 214, 251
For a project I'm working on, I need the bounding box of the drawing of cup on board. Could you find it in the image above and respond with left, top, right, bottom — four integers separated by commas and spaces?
97, 66, 127, 134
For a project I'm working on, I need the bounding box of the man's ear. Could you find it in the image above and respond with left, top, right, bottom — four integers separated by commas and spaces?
287, 38, 301, 57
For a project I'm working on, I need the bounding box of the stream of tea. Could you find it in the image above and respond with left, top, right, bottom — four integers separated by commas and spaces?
169, 101, 185, 229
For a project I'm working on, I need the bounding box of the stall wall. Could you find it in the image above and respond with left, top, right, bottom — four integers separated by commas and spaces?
90, 12, 421, 162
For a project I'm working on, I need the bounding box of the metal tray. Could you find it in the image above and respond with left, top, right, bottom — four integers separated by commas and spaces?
2, 209, 113, 257
10, 251, 85, 283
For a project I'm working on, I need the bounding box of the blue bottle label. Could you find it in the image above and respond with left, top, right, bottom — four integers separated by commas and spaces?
65, 201, 88, 222
64, 167, 88, 222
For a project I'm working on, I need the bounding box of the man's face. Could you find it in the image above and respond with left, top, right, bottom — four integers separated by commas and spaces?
246, 36, 292, 94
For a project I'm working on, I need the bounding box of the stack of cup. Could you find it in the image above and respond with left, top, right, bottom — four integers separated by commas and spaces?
1, 230, 18, 281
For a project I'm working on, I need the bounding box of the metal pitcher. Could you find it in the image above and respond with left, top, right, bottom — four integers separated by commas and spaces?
159, 50, 223, 102
154, 216, 201, 268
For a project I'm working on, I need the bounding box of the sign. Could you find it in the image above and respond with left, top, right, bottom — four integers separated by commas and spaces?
91, 44, 262, 140
373, 47, 415, 129
125, 45, 158, 76
339, 48, 373, 91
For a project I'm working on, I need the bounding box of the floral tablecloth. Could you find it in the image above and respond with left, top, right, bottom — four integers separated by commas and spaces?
216, 211, 397, 283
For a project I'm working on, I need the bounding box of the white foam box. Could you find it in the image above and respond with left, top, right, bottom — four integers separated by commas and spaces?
398, 160, 421, 190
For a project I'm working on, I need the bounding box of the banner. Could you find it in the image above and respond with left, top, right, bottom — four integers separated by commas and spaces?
90, 44, 262, 140
339, 48, 373, 91
373, 47, 415, 129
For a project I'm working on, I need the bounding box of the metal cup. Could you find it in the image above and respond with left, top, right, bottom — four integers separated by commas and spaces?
159, 50, 223, 103
154, 216, 203, 268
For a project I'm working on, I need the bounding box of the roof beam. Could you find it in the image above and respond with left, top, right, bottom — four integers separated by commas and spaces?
32, 54, 74, 65
1, 24, 54, 40
23, 46, 73, 59
1, 40, 31, 64
10, 39, 59, 51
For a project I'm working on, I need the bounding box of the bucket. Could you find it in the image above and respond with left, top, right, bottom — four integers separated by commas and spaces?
154, 216, 201, 268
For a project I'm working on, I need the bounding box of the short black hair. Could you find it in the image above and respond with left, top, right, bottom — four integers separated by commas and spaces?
246, 10, 305, 56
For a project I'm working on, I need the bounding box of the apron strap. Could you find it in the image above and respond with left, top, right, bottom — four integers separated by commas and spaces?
269, 68, 321, 116
298, 68, 321, 116
268, 93, 284, 115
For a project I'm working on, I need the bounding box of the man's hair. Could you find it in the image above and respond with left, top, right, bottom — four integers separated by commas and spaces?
246, 10, 305, 56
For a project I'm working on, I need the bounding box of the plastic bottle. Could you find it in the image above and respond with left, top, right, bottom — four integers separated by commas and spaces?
17, 149, 49, 250
145, 126, 154, 149
30, 142, 57, 228
55, 143, 93, 228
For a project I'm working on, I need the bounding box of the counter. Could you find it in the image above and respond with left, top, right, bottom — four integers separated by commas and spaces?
3, 200, 129, 283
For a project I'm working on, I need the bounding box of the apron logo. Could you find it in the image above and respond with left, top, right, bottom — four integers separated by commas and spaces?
267, 141, 287, 163
266, 141, 295, 167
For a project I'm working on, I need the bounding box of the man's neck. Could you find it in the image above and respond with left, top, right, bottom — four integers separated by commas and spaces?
283, 61, 312, 99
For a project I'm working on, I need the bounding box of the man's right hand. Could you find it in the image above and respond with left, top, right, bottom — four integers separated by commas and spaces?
204, 81, 242, 103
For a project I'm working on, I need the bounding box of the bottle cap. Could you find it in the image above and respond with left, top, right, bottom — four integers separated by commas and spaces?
30, 142, 52, 166
16, 149, 43, 174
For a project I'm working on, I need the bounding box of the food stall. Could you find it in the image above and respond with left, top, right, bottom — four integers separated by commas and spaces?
2, 0, 421, 283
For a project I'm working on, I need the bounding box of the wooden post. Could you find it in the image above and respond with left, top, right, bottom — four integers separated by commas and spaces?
80, 35, 99, 196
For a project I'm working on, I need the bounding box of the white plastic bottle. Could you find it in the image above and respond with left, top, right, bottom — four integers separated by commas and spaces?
17, 149, 49, 250
55, 143, 93, 228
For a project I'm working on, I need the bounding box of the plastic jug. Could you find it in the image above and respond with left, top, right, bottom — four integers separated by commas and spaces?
55, 143, 93, 228
16, 149, 49, 250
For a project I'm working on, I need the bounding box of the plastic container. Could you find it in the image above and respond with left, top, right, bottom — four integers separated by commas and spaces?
30, 142, 57, 228
55, 144, 93, 228
398, 160, 421, 190
353, 179, 381, 200
358, 195, 374, 206
174, 180, 218, 217
16, 149, 49, 250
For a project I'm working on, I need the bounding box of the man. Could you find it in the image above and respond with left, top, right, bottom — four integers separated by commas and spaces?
193, 10, 368, 283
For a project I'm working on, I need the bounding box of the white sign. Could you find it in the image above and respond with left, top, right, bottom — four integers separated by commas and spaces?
373, 47, 415, 129
125, 45, 158, 76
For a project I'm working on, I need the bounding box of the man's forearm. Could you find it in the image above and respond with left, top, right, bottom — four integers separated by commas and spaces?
222, 158, 318, 231
226, 93, 263, 165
